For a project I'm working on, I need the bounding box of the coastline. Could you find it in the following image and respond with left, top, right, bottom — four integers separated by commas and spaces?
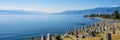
85, 17, 120, 21
33, 17, 120, 40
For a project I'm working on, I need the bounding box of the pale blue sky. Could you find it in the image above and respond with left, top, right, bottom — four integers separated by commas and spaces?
0, 0, 120, 13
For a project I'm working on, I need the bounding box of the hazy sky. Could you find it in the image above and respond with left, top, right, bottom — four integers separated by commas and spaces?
0, 0, 120, 13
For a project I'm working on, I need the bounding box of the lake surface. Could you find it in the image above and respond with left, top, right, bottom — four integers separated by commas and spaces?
0, 15, 99, 40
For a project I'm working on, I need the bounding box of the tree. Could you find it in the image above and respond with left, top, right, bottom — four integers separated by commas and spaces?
53, 34, 61, 40
113, 10, 119, 19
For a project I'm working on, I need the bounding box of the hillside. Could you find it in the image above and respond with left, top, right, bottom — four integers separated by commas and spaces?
54, 6, 120, 15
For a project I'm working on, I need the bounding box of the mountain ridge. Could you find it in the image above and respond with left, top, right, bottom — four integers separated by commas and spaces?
0, 10, 47, 15
54, 6, 120, 15
0, 6, 120, 15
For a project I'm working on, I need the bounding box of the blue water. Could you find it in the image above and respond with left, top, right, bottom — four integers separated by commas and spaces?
0, 15, 99, 40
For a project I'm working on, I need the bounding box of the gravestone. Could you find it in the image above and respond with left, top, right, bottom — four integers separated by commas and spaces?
41, 35, 46, 40
47, 33, 52, 40
106, 33, 111, 40
112, 26, 115, 34
99, 37, 103, 40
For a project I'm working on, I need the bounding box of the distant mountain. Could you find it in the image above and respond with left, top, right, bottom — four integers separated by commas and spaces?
0, 10, 47, 15
0, 6, 120, 15
54, 6, 120, 15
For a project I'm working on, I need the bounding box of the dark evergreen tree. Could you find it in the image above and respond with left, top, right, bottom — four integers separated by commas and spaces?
32, 37, 34, 40
114, 10, 119, 19
53, 34, 61, 40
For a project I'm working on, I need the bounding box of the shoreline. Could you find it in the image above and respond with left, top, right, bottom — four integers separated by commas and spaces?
85, 17, 120, 21
33, 17, 120, 40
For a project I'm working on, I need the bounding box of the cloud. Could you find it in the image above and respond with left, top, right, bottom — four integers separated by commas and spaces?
0, 6, 31, 11
0, 6, 54, 13
112, 5, 120, 7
